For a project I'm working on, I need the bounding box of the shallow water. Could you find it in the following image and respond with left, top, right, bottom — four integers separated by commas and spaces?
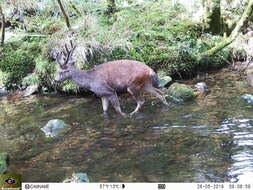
1, 71, 253, 182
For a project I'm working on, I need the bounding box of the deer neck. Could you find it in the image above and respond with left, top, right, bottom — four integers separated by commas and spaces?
71, 69, 94, 89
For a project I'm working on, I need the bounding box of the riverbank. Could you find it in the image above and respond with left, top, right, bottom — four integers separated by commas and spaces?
0, 1, 233, 95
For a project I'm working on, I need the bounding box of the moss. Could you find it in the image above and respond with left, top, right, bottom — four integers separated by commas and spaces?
166, 83, 195, 101
0, 36, 48, 89
0, 52, 35, 89
0, 152, 8, 174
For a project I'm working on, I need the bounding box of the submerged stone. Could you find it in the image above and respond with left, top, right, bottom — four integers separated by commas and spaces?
241, 94, 253, 104
41, 119, 68, 137
0, 153, 8, 174
63, 173, 90, 183
166, 82, 195, 101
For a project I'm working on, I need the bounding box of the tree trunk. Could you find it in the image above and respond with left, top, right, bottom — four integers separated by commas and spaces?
0, 6, 5, 46
56, 0, 71, 29
199, 0, 253, 58
106, 0, 117, 15
202, 0, 224, 34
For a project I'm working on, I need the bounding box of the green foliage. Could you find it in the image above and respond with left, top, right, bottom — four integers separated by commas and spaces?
100, 0, 228, 78
0, 36, 48, 89
0, 52, 34, 89
0, 152, 8, 174
22, 73, 40, 87
26, 16, 65, 34
1, 0, 232, 93
62, 80, 79, 93
38, 17, 65, 35
0, 71, 9, 89
32, 56, 56, 88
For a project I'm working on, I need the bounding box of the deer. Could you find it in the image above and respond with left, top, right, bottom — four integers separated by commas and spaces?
53, 41, 169, 117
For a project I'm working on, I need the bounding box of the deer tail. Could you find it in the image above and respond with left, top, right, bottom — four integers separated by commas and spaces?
151, 72, 160, 88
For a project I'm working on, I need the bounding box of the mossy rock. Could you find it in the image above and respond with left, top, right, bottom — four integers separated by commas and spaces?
0, 153, 8, 174
166, 82, 195, 101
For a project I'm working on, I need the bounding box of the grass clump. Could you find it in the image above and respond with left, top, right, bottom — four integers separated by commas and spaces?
0, 51, 34, 89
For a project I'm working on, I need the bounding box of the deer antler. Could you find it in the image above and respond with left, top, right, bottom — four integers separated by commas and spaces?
55, 40, 76, 67
63, 40, 76, 64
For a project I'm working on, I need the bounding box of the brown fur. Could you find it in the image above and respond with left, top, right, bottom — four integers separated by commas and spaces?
92, 60, 153, 91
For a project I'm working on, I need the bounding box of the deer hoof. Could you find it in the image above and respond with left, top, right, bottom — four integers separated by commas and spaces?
120, 112, 128, 117
129, 111, 138, 116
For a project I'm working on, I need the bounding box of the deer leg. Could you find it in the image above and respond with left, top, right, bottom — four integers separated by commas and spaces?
145, 86, 169, 106
108, 93, 126, 116
127, 86, 144, 115
101, 97, 109, 113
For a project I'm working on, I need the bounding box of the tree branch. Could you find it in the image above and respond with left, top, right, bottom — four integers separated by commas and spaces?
56, 0, 71, 29
199, 0, 253, 58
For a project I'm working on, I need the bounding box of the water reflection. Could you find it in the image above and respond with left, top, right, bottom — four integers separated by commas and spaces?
220, 118, 253, 182
230, 152, 253, 183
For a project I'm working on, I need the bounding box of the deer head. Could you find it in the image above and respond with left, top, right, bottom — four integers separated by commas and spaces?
54, 41, 77, 83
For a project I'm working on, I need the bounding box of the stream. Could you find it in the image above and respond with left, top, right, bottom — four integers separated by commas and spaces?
1, 70, 253, 182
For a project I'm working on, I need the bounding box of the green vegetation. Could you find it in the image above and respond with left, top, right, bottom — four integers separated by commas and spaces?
0, 37, 47, 89
0, 46, 34, 89
0, 152, 8, 174
0, 0, 249, 93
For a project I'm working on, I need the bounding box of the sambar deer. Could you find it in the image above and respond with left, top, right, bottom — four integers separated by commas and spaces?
53, 41, 169, 116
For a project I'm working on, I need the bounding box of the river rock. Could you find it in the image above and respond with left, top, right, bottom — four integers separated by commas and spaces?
63, 173, 90, 183
166, 82, 195, 101
23, 84, 39, 97
195, 82, 208, 92
241, 94, 253, 104
41, 119, 68, 137
0, 153, 8, 174
194, 82, 208, 99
